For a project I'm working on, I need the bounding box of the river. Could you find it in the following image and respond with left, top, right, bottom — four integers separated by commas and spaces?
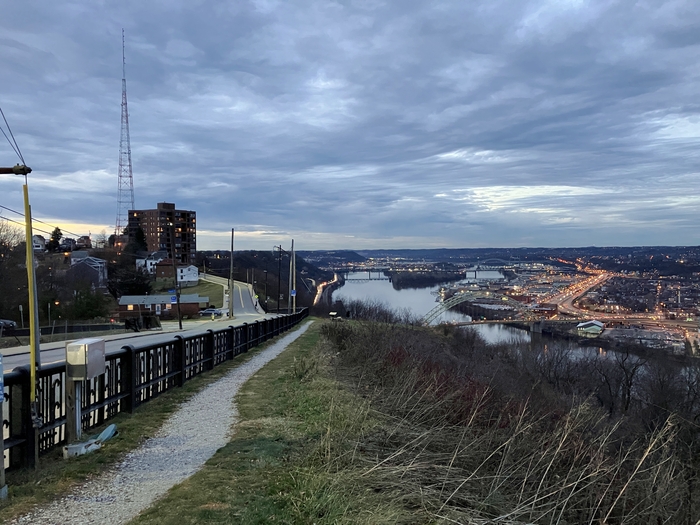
332, 271, 530, 344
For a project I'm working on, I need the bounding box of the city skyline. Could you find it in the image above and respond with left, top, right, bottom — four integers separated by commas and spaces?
1, 1, 699, 251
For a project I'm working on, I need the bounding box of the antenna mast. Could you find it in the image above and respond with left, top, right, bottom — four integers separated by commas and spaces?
115, 28, 134, 247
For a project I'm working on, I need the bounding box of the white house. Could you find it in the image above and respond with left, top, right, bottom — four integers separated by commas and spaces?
177, 265, 199, 287
32, 235, 46, 252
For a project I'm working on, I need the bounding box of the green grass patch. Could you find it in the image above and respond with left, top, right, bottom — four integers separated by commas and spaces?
0, 331, 292, 524
129, 321, 413, 525
162, 280, 224, 309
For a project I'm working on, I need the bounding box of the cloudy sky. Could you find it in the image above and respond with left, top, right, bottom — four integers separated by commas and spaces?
1, 0, 699, 251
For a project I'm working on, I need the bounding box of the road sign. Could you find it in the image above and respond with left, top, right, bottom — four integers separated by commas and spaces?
171, 296, 177, 304
291, 289, 296, 297
168, 289, 176, 294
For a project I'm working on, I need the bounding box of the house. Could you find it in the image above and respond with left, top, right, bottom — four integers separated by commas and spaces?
67, 256, 108, 288
135, 251, 168, 274
577, 320, 605, 337
177, 265, 199, 287
32, 235, 46, 252
154, 260, 199, 287
118, 294, 209, 320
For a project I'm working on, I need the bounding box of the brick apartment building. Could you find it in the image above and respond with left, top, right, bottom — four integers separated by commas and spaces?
127, 202, 196, 264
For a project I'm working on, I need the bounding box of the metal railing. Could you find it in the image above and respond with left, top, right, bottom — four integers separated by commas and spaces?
2, 309, 308, 471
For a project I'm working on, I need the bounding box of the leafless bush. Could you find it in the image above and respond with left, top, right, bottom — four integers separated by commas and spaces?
319, 317, 699, 523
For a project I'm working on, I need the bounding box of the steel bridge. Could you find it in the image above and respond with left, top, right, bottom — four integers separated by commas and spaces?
342, 271, 391, 282
419, 291, 581, 326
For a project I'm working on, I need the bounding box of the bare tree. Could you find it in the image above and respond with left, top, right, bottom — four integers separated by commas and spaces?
0, 217, 23, 253
94, 229, 108, 249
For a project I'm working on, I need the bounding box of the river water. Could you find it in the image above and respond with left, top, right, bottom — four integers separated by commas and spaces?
332, 271, 530, 344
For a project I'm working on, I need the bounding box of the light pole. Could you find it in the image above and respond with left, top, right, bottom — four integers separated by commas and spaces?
275, 245, 282, 313
264, 270, 268, 309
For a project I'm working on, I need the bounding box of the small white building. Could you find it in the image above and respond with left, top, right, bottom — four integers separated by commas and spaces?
177, 265, 199, 287
32, 235, 46, 252
577, 320, 605, 337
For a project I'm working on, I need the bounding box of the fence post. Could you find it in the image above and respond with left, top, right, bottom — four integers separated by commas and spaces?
241, 323, 249, 352
205, 330, 215, 370
174, 335, 186, 386
253, 320, 260, 348
65, 378, 80, 444
122, 345, 137, 414
228, 326, 235, 360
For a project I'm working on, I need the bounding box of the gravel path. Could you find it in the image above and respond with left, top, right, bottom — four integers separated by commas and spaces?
10, 321, 313, 525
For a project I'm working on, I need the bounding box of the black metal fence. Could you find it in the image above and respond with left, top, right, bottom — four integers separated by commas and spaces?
2, 310, 308, 471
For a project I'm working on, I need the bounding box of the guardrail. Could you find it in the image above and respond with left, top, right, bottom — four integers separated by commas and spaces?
2, 309, 308, 471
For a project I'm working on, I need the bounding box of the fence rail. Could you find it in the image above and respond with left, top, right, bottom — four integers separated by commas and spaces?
2, 309, 308, 471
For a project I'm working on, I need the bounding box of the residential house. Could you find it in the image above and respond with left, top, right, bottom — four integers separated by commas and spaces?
118, 294, 209, 319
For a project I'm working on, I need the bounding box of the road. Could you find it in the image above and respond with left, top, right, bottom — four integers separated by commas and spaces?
2, 278, 275, 370
546, 272, 697, 338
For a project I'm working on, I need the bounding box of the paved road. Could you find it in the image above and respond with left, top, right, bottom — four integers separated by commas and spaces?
2, 279, 276, 370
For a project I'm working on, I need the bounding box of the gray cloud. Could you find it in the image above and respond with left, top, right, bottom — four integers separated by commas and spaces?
1, 0, 699, 250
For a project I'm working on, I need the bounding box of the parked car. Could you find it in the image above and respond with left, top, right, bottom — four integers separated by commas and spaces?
199, 308, 223, 317
0, 319, 18, 331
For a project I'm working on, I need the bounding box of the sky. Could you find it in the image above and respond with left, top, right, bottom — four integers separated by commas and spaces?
1, 0, 699, 251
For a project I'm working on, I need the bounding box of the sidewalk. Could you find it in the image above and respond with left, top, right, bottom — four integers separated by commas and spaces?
9, 321, 313, 525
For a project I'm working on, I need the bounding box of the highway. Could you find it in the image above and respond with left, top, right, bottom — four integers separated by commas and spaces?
545, 272, 697, 340
2, 278, 275, 370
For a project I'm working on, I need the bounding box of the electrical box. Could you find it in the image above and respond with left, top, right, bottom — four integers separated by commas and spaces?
66, 338, 105, 381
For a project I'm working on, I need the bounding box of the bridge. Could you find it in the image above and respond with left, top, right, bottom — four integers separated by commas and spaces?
419, 290, 589, 328
342, 271, 391, 282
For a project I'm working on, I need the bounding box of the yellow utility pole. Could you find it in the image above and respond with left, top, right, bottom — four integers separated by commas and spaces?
0, 164, 41, 414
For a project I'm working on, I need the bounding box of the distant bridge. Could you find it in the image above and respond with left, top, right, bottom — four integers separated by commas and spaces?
342, 271, 391, 282
419, 291, 583, 326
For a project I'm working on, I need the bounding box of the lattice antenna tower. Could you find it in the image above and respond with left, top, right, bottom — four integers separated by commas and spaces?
115, 28, 135, 245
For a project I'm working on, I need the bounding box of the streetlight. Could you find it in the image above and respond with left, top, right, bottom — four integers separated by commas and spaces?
264, 270, 268, 309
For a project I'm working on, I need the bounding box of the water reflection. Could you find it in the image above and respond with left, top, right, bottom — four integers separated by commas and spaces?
333, 271, 531, 343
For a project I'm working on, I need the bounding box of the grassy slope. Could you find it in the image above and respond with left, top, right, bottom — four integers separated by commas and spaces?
129, 321, 414, 525
175, 280, 224, 308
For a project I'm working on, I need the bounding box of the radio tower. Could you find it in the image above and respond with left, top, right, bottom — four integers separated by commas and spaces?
115, 28, 134, 248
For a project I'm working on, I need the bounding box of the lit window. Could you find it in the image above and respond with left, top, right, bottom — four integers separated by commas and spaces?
127, 305, 134, 311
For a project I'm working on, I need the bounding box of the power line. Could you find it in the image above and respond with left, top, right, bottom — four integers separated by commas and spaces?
0, 215, 53, 237
0, 106, 25, 164
0, 204, 86, 238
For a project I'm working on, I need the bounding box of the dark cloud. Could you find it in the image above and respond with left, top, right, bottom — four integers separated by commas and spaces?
1, 0, 699, 250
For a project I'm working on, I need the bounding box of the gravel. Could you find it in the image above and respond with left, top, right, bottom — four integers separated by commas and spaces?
10, 321, 313, 525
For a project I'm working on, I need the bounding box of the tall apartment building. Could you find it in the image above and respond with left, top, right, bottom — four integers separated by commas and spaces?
127, 202, 196, 264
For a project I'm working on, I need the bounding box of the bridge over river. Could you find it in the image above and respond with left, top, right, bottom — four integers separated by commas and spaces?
341, 271, 391, 282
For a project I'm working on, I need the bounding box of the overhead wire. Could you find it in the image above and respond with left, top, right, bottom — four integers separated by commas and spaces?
0, 106, 90, 241
0, 214, 53, 238
0, 106, 25, 165
0, 204, 86, 238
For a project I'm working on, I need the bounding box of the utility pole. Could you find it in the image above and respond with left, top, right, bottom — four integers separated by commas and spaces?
264, 270, 268, 310
229, 228, 234, 320
1, 164, 41, 465
288, 240, 293, 314
292, 241, 297, 313
276, 245, 282, 314
169, 223, 182, 330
